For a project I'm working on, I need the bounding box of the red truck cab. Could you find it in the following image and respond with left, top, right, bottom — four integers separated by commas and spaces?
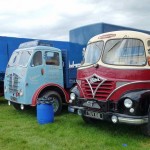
69, 30, 150, 136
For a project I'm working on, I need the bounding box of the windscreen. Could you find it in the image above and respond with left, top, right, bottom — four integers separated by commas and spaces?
102, 38, 146, 66
83, 41, 104, 65
8, 50, 32, 67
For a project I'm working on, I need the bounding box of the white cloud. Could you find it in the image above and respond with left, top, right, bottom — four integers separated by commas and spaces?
0, 0, 149, 41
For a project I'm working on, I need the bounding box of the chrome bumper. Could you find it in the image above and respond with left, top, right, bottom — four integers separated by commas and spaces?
68, 106, 148, 125
118, 116, 148, 125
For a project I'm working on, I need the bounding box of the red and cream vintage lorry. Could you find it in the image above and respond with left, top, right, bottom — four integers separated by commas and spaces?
69, 30, 150, 136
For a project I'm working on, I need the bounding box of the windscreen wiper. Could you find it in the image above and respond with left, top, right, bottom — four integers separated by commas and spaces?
108, 35, 127, 52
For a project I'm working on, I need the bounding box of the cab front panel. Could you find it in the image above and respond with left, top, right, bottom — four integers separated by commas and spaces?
77, 65, 150, 102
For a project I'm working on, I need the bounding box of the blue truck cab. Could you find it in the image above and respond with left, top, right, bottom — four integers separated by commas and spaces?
4, 40, 73, 115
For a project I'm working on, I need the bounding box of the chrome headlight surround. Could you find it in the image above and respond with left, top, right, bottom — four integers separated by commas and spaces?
70, 93, 76, 100
124, 98, 133, 108
19, 89, 24, 96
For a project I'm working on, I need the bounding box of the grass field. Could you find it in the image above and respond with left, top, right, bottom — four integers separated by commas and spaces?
0, 98, 150, 150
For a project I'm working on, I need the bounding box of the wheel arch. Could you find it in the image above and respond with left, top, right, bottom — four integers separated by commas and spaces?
31, 83, 69, 106
118, 89, 150, 115
138, 90, 150, 115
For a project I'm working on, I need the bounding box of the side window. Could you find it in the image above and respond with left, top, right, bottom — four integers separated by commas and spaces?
45, 52, 59, 66
31, 51, 42, 67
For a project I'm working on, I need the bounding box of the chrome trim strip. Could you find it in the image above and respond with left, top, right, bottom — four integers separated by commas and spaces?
69, 106, 84, 110
106, 80, 150, 101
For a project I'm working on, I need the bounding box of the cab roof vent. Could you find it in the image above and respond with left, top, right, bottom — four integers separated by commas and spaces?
19, 40, 53, 49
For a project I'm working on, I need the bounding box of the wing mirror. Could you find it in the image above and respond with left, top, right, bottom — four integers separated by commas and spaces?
147, 56, 150, 66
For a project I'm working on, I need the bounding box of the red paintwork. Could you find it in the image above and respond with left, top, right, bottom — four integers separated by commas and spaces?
109, 82, 150, 101
31, 83, 70, 106
78, 66, 150, 80
77, 65, 150, 101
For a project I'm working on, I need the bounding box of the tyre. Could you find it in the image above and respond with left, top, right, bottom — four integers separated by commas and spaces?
41, 91, 62, 116
141, 109, 150, 136
82, 115, 97, 124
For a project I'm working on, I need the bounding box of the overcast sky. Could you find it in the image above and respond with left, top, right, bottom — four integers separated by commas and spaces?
0, 0, 150, 41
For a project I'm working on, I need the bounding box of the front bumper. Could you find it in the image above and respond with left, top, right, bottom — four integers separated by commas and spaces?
68, 105, 148, 125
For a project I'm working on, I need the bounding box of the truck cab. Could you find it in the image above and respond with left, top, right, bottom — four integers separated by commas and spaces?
69, 31, 150, 136
4, 40, 67, 115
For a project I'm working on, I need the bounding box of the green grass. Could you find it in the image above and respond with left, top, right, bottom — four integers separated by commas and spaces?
0, 98, 150, 150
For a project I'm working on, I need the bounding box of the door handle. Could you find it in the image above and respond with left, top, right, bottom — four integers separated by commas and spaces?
41, 69, 44, 75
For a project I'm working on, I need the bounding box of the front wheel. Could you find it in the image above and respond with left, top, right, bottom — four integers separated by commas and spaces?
41, 91, 62, 115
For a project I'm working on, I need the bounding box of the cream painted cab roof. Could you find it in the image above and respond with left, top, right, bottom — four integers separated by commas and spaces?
88, 30, 150, 44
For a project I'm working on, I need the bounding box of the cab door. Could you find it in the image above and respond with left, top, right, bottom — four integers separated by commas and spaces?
44, 51, 64, 87
26, 50, 44, 100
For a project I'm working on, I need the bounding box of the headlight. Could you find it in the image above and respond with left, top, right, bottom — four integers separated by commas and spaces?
124, 98, 133, 108
70, 93, 76, 100
19, 89, 24, 96
4, 86, 7, 93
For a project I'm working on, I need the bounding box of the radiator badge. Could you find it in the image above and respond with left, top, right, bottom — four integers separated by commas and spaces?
86, 74, 106, 98
89, 77, 101, 84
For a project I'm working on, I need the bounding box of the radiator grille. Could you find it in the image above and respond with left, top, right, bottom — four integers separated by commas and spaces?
8, 73, 19, 93
81, 78, 115, 100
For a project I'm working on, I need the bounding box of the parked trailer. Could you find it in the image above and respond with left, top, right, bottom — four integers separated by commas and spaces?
69, 30, 150, 136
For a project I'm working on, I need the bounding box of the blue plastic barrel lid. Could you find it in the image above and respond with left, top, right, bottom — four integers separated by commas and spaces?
37, 97, 54, 104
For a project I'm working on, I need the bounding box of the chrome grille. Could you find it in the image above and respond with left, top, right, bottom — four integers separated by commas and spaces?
81, 79, 115, 101
8, 73, 19, 93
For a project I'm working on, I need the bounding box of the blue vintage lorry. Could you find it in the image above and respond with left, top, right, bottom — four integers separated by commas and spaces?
4, 23, 150, 115
4, 40, 74, 115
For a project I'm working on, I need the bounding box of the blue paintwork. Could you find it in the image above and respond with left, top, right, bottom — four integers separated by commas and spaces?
4, 45, 64, 104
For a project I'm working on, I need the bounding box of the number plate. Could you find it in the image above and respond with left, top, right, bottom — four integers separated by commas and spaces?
10, 96, 17, 101
68, 106, 75, 113
85, 111, 103, 120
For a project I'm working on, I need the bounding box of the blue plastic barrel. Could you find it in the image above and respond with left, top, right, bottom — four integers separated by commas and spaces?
37, 103, 54, 124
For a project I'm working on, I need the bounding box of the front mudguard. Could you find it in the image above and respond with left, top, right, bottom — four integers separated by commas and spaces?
69, 85, 81, 106
118, 89, 150, 116
70, 85, 80, 97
